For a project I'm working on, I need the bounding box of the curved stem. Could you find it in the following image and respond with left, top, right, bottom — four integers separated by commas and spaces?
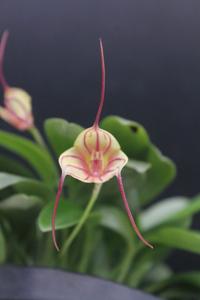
116, 244, 135, 283
78, 224, 94, 273
60, 183, 102, 257
29, 126, 47, 149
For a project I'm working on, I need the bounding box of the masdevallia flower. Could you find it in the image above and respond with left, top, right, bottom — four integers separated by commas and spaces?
0, 31, 34, 130
52, 39, 153, 251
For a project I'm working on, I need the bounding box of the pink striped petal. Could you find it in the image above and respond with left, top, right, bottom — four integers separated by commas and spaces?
0, 105, 33, 130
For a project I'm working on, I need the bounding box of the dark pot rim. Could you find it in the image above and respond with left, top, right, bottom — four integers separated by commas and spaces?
0, 265, 160, 300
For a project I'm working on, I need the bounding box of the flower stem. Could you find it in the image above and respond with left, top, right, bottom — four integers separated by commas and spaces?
29, 126, 47, 149
60, 183, 102, 257
78, 224, 95, 273
116, 244, 135, 283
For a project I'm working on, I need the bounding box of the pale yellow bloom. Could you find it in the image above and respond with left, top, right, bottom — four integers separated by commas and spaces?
0, 31, 34, 130
52, 39, 153, 251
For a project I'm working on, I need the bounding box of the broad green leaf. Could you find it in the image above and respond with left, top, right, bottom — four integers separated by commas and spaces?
126, 159, 151, 174
101, 116, 150, 159
144, 263, 172, 284
98, 168, 143, 209
160, 288, 200, 300
0, 155, 33, 177
0, 130, 57, 183
168, 271, 200, 288
128, 246, 170, 287
14, 180, 52, 199
0, 226, 6, 263
0, 172, 29, 190
0, 194, 42, 211
44, 118, 83, 157
141, 197, 189, 231
150, 227, 200, 254
0, 172, 51, 200
138, 145, 176, 204
96, 206, 135, 246
169, 194, 200, 222
100, 153, 175, 209
38, 200, 83, 232
147, 271, 200, 296
67, 177, 93, 204
101, 116, 176, 204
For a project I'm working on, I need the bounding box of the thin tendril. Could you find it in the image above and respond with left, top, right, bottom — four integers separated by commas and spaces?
117, 173, 154, 249
0, 30, 9, 90
93, 38, 105, 128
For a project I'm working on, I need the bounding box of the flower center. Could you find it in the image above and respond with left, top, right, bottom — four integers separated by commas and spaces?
90, 150, 103, 176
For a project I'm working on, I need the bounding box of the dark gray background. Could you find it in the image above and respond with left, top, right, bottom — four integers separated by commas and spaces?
0, 0, 200, 271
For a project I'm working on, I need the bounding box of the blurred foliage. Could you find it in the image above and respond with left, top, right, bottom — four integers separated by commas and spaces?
0, 115, 199, 300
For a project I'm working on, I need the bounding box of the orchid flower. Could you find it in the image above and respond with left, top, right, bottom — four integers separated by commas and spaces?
0, 31, 34, 130
52, 39, 153, 252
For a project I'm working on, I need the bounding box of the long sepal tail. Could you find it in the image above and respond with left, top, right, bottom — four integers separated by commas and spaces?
0, 30, 9, 90
93, 38, 105, 128
52, 174, 65, 251
117, 173, 154, 249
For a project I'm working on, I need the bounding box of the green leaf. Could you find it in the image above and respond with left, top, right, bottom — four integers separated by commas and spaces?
101, 116, 176, 204
119, 146, 176, 206
14, 180, 52, 200
160, 288, 200, 300
141, 197, 189, 231
96, 206, 135, 246
0, 172, 51, 200
38, 200, 84, 232
101, 116, 150, 159
138, 145, 176, 204
44, 118, 83, 157
169, 271, 200, 289
127, 246, 170, 288
126, 159, 151, 174
141, 194, 200, 232
0, 172, 29, 190
150, 227, 200, 254
0, 194, 42, 211
169, 194, 200, 222
147, 271, 200, 297
0, 130, 57, 183
145, 263, 172, 284
0, 155, 34, 177
0, 226, 6, 263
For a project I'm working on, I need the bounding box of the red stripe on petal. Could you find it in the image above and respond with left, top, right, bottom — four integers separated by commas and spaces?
104, 169, 115, 174
103, 132, 112, 154
84, 175, 90, 181
6, 96, 30, 119
107, 157, 126, 168
67, 164, 89, 173
62, 154, 86, 166
95, 129, 100, 151
83, 129, 92, 154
